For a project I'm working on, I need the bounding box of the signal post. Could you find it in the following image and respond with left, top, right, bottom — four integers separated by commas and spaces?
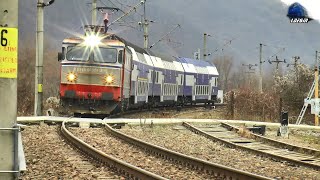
0, 0, 19, 179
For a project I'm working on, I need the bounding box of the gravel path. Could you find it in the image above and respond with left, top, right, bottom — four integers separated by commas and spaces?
121, 125, 320, 180
20, 124, 122, 179
69, 127, 218, 180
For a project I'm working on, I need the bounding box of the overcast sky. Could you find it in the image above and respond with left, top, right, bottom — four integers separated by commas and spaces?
279, 0, 320, 22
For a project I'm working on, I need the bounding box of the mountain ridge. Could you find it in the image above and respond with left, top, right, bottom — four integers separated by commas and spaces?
19, 0, 320, 66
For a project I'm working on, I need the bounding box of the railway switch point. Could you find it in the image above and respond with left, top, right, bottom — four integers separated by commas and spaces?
247, 125, 266, 135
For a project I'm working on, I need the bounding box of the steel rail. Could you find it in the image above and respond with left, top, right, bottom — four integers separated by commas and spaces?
220, 122, 320, 157
104, 123, 271, 180
183, 122, 320, 170
60, 120, 167, 180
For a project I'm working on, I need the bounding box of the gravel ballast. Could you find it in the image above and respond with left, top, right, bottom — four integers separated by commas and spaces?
70, 127, 217, 180
121, 125, 320, 180
20, 125, 122, 179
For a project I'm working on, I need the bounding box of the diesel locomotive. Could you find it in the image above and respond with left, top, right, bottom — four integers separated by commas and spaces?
58, 27, 219, 115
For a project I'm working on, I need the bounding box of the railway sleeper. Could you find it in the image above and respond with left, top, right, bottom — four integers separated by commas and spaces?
183, 122, 320, 171
105, 124, 271, 180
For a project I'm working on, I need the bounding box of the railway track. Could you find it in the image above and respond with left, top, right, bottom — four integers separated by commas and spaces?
60, 121, 167, 180
104, 123, 272, 180
183, 122, 320, 170
20, 125, 124, 179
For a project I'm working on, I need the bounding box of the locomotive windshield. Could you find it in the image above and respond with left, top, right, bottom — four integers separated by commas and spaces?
93, 48, 117, 63
66, 46, 117, 63
66, 46, 90, 61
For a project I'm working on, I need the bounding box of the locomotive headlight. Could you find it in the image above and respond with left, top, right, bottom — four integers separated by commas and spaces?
67, 72, 77, 82
104, 74, 114, 84
84, 34, 101, 47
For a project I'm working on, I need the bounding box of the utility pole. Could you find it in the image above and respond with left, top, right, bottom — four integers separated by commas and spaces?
194, 48, 201, 60
35, 0, 55, 116
143, 0, 149, 49
268, 56, 286, 75
203, 33, 212, 60
242, 63, 257, 87
92, 0, 97, 25
287, 56, 300, 86
315, 51, 319, 126
287, 56, 300, 68
259, 43, 263, 93
203, 33, 207, 60
0, 0, 19, 179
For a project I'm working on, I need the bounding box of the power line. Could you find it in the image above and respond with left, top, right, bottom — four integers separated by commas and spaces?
210, 37, 237, 55
149, 24, 181, 49
268, 56, 287, 70
98, 0, 142, 32
263, 45, 286, 63
287, 56, 300, 67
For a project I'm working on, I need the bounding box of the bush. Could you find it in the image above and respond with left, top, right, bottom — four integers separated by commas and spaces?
17, 39, 59, 116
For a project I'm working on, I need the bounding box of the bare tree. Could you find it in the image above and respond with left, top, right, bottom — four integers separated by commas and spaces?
213, 55, 234, 91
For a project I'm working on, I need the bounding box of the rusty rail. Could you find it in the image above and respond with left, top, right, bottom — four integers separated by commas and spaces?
183, 122, 320, 170
221, 122, 320, 157
60, 120, 167, 180
105, 123, 271, 180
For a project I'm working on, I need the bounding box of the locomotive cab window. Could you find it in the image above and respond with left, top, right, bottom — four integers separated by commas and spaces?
66, 46, 90, 61
93, 48, 117, 63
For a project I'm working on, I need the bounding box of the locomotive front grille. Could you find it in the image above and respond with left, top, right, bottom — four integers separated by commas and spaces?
61, 65, 121, 87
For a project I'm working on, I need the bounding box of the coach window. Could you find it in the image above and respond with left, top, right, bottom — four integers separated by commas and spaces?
156, 72, 159, 83
165, 84, 167, 95
150, 71, 153, 83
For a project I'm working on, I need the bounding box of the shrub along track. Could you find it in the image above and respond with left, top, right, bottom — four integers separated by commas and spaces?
183, 122, 320, 170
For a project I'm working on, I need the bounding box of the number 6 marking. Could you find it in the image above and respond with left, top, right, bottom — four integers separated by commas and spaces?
1, 29, 8, 46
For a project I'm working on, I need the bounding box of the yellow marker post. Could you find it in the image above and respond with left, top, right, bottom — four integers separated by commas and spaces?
0, 1, 19, 178
38, 84, 43, 93
0, 28, 18, 78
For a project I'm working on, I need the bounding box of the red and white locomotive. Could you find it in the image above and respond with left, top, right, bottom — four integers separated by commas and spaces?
58, 27, 219, 115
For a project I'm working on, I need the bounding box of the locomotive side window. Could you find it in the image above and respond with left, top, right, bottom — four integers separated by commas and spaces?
61, 47, 66, 60
118, 50, 124, 64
